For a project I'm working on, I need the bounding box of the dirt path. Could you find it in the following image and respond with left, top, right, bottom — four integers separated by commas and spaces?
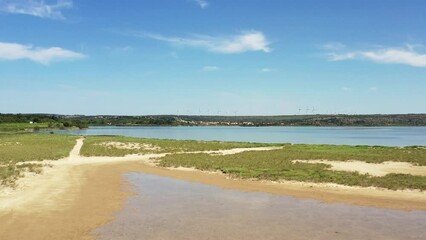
68, 137, 84, 160
1, 139, 283, 212
184, 146, 283, 155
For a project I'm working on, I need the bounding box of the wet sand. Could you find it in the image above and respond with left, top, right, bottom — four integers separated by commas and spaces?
0, 162, 425, 239
0, 163, 132, 240
96, 172, 426, 240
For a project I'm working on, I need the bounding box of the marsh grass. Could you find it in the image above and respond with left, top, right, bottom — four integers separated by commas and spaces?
2, 133, 426, 190
0, 133, 77, 185
0, 133, 78, 164
80, 135, 276, 156
158, 149, 426, 190
0, 123, 49, 130
81, 136, 426, 165
268, 144, 426, 165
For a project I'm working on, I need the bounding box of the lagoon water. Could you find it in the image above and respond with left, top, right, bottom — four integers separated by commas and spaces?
54, 126, 426, 146
95, 173, 426, 240
55, 126, 426, 239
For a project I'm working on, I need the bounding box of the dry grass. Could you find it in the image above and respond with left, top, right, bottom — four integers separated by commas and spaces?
0, 133, 77, 186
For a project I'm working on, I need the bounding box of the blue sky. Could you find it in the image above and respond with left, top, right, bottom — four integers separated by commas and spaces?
0, 0, 425, 115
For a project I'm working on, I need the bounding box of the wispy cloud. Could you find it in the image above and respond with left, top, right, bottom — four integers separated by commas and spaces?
0, 0, 73, 19
328, 52, 357, 61
0, 42, 85, 64
261, 68, 274, 73
342, 87, 351, 92
134, 30, 271, 54
326, 45, 426, 67
201, 66, 220, 71
192, 0, 208, 9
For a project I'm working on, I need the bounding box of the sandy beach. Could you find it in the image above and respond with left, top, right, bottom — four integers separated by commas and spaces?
1, 138, 425, 239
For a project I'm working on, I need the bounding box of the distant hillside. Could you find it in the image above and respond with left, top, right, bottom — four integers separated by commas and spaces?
178, 114, 426, 126
1, 113, 426, 128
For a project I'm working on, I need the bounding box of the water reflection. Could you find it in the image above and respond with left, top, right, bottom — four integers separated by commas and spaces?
95, 173, 426, 240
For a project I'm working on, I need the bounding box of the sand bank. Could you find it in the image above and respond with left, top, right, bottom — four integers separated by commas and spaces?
293, 159, 426, 177
0, 138, 425, 239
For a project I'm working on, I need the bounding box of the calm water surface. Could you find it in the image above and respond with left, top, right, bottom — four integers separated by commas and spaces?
95, 173, 426, 240
54, 126, 426, 146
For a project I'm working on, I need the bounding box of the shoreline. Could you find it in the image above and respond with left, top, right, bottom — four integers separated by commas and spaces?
125, 162, 426, 211
2, 159, 426, 212
0, 161, 425, 239
1, 138, 426, 239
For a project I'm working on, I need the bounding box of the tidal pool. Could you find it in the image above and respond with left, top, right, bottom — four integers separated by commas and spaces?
95, 173, 426, 240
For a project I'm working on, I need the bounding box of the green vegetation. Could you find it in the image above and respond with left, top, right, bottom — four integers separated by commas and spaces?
0, 133, 78, 163
0, 133, 78, 186
178, 114, 426, 126
82, 136, 426, 165
0, 122, 50, 130
271, 144, 426, 166
1, 113, 426, 127
0, 113, 88, 130
80, 135, 426, 190
158, 144, 426, 190
80, 135, 275, 156
1, 133, 425, 191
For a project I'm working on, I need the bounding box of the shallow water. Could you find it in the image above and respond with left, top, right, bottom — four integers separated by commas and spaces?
51, 126, 426, 146
95, 173, 426, 240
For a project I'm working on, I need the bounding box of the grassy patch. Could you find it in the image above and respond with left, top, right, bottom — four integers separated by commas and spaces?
0, 133, 77, 186
2, 133, 426, 190
0, 122, 49, 130
158, 150, 426, 190
0, 133, 78, 164
81, 136, 426, 165
268, 144, 426, 166
80, 135, 277, 156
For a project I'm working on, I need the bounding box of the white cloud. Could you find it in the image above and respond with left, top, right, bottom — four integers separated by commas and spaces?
201, 66, 219, 71
328, 52, 356, 61
369, 87, 378, 91
142, 30, 271, 54
0, 0, 73, 19
261, 68, 274, 72
0, 42, 85, 64
360, 49, 426, 67
327, 46, 426, 67
192, 0, 208, 9
342, 87, 351, 92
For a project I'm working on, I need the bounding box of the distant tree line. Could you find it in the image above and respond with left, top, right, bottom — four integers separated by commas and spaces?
179, 114, 426, 126
1, 113, 426, 127
0, 114, 88, 129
